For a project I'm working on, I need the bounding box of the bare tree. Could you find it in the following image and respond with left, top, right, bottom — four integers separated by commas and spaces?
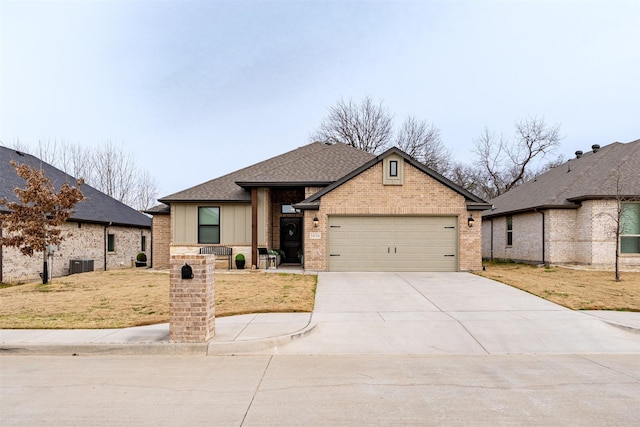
8, 139, 158, 210
395, 116, 451, 175
473, 116, 562, 198
93, 141, 138, 206
0, 161, 84, 284
311, 97, 394, 153
135, 169, 160, 213
448, 162, 487, 197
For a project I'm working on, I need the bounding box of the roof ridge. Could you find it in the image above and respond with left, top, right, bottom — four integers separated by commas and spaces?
238, 142, 335, 180
160, 142, 330, 199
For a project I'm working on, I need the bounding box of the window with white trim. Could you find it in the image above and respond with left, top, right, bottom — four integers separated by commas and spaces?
621, 203, 640, 254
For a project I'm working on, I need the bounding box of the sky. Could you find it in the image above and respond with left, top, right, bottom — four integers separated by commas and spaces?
1, 0, 639, 199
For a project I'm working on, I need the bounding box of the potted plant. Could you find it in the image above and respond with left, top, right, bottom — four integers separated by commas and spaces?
269, 249, 281, 266
235, 253, 245, 269
135, 252, 147, 268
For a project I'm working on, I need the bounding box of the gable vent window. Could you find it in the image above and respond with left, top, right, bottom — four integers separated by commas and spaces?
383, 156, 403, 185
390, 160, 398, 177
621, 203, 640, 254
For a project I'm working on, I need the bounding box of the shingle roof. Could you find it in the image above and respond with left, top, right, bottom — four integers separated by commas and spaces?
159, 142, 375, 203
144, 203, 170, 214
1, 146, 151, 228
483, 139, 640, 218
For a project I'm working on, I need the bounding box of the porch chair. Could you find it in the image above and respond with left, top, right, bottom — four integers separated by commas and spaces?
258, 247, 276, 269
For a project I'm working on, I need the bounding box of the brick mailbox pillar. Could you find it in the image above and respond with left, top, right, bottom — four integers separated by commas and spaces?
169, 254, 215, 343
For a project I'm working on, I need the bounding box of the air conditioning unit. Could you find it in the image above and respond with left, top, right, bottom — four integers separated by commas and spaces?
69, 259, 94, 274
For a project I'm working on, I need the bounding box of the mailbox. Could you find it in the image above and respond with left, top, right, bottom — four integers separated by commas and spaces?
181, 263, 193, 280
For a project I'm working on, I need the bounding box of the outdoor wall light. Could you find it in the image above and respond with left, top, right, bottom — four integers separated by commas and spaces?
313, 216, 319, 228
467, 215, 475, 227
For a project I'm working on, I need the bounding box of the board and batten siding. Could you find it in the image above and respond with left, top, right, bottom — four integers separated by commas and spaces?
171, 203, 252, 245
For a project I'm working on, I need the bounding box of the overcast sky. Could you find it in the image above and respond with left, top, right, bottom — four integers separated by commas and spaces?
1, 0, 639, 198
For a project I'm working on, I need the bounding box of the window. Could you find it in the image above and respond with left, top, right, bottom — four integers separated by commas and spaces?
281, 204, 300, 214
621, 203, 640, 254
506, 216, 513, 246
141, 235, 147, 252
389, 160, 398, 177
107, 234, 115, 252
198, 207, 220, 244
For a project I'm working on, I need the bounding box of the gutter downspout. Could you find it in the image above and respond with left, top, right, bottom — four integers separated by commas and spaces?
104, 222, 112, 271
251, 188, 258, 268
0, 226, 3, 283
489, 218, 494, 261
537, 210, 546, 265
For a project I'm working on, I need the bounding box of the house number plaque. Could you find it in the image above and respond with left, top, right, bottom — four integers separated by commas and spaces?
309, 232, 321, 240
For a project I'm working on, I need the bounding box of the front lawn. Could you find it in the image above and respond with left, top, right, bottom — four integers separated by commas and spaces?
0, 269, 316, 329
476, 262, 640, 311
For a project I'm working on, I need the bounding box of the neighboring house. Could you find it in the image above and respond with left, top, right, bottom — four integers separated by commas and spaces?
154, 142, 490, 272
0, 146, 152, 283
481, 139, 640, 268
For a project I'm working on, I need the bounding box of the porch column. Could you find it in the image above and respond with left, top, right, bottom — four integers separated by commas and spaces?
251, 187, 258, 268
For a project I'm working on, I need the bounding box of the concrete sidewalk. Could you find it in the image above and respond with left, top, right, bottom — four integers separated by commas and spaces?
1, 272, 639, 356
0, 312, 315, 355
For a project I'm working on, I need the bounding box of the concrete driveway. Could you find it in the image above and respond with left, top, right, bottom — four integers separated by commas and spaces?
274, 272, 640, 355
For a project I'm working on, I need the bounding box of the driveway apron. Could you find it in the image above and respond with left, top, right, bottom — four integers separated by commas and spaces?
274, 272, 640, 355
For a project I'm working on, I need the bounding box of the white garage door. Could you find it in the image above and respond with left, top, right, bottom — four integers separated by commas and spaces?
327, 216, 458, 272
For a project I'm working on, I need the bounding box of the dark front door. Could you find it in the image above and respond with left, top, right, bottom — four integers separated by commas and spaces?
280, 217, 302, 263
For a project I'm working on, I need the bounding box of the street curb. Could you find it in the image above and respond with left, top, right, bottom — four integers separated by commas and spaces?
0, 322, 318, 357
207, 322, 317, 355
601, 320, 640, 335
0, 343, 208, 356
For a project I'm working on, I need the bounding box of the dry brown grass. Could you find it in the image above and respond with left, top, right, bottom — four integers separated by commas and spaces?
0, 269, 316, 329
476, 262, 640, 311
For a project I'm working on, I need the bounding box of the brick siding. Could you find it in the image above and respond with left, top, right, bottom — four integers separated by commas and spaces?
169, 254, 215, 343
304, 161, 483, 271
1, 222, 150, 283
482, 199, 640, 268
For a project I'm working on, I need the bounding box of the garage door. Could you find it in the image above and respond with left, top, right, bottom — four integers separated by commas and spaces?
327, 216, 458, 272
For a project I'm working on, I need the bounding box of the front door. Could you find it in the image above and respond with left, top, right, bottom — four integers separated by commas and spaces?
280, 217, 302, 263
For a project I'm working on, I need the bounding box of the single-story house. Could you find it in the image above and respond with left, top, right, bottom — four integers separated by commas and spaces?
1, 146, 152, 283
482, 139, 640, 268
154, 142, 490, 272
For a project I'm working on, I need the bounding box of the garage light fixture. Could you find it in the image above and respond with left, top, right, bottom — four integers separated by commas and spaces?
467, 215, 475, 227
313, 216, 319, 228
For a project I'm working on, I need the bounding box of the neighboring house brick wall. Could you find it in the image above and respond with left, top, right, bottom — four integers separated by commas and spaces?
574, 201, 594, 264
2, 222, 104, 282
482, 200, 640, 268
589, 200, 618, 266
304, 161, 482, 271
152, 214, 171, 269
484, 213, 544, 263
1, 222, 150, 283
105, 225, 150, 269
546, 209, 577, 264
